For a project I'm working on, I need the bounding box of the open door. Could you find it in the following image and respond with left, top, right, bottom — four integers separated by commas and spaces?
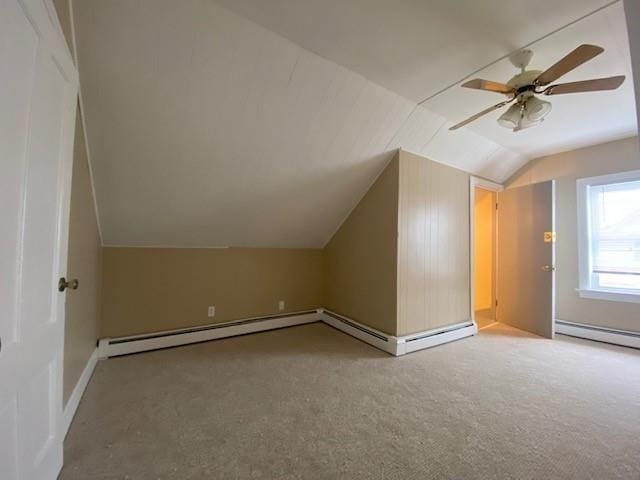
497, 181, 555, 338
0, 1, 78, 478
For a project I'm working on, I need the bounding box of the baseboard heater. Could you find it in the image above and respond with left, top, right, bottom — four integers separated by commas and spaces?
320, 309, 397, 354
555, 320, 640, 350
319, 309, 476, 356
98, 308, 478, 359
398, 321, 477, 355
98, 310, 321, 358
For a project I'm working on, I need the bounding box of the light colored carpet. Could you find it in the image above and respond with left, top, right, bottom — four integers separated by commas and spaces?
475, 311, 496, 329
61, 322, 640, 480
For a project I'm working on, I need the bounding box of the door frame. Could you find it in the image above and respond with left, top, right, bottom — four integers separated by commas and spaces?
469, 177, 503, 329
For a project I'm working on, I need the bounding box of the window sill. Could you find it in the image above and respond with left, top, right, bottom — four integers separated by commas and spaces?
576, 288, 640, 304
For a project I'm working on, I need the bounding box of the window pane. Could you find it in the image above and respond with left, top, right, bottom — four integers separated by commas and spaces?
589, 179, 640, 290
598, 273, 640, 290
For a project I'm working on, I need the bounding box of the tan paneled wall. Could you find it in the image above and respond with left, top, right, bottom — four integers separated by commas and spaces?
323, 155, 399, 335
507, 136, 640, 332
397, 150, 470, 336
101, 247, 323, 337
63, 105, 102, 405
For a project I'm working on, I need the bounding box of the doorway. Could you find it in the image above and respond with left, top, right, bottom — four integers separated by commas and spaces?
472, 183, 498, 329
469, 177, 503, 329
470, 177, 556, 338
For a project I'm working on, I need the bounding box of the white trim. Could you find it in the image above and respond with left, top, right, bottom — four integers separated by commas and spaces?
556, 319, 640, 349
577, 169, 640, 189
320, 309, 476, 356
99, 308, 478, 360
98, 311, 320, 358
320, 309, 399, 355
62, 348, 98, 438
470, 176, 504, 192
469, 176, 503, 325
396, 321, 477, 355
576, 169, 640, 302
576, 288, 640, 304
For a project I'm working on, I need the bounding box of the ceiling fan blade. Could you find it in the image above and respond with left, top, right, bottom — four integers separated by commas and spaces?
543, 75, 625, 95
535, 44, 604, 86
449, 99, 514, 131
461, 78, 515, 95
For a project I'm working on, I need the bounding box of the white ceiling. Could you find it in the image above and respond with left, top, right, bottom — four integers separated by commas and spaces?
212, 0, 614, 103
73, 0, 637, 248
425, 1, 637, 160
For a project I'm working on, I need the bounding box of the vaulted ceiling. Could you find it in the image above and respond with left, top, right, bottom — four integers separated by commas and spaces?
73, 0, 636, 248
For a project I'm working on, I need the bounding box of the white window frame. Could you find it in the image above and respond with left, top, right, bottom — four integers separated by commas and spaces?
576, 169, 640, 304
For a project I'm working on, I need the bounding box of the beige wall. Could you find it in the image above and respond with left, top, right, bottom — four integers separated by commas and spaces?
53, 0, 73, 55
507, 136, 640, 332
63, 105, 102, 405
397, 150, 470, 335
474, 188, 494, 312
624, 0, 640, 130
103, 150, 473, 339
101, 247, 323, 337
323, 155, 399, 335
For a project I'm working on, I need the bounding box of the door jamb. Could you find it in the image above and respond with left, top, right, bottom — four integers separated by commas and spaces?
469, 177, 503, 330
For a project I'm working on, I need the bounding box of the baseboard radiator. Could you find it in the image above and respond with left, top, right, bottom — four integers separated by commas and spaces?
555, 320, 640, 350
98, 308, 478, 359
98, 310, 321, 358
319, 309, 477, 356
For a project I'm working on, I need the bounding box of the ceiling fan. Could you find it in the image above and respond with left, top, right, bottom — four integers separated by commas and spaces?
449, 44, 625, 132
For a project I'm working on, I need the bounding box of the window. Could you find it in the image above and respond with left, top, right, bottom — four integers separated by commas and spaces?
577, 170, 640, 303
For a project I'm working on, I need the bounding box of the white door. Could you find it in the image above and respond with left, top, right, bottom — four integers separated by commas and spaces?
0, 0, 78, 478
497, 181, 556, 338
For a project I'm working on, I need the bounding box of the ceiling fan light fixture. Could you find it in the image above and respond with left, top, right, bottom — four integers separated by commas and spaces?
452, 44, 624, 133
515, 115, 542, 132
497, 104, 522, 129
525, 96, 552, 122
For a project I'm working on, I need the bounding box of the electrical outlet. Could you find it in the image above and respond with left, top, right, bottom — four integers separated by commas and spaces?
278, 300, 285, 311
207, 306, 215, 317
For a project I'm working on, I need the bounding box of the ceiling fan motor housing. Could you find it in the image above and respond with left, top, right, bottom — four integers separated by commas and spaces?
506, 70, 543, 93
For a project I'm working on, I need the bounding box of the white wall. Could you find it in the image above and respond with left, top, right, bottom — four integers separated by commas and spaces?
507, 136, 640, 332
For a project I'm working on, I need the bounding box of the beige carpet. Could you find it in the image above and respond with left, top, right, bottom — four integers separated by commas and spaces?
475, 311, 496, 329
61, 322, 640, 480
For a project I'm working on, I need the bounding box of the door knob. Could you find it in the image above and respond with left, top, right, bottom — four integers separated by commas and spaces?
541, 265, 555, 272
58, 277, 79, 292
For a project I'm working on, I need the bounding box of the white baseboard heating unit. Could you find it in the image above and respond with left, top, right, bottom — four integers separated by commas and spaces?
98, 308, 478, 359
555, 320, 640, 349
98, 310, 320, 358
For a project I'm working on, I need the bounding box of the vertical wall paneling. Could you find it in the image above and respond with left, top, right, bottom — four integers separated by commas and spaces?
397, 150, 470, 336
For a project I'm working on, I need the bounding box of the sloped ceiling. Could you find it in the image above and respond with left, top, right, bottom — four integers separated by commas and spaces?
212, 0, 613, 103
73, 0, 636, 248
